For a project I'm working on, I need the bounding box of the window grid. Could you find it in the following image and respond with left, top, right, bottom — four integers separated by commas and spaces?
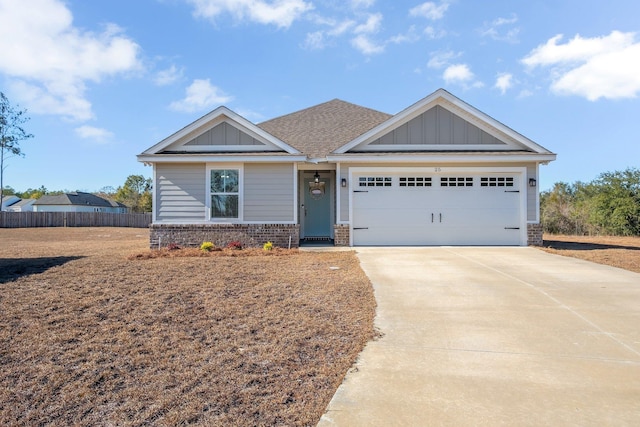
480, 177, 514, 187
399, 177, 432, 187
359, 176, 392, 187
441, 177, 473, 187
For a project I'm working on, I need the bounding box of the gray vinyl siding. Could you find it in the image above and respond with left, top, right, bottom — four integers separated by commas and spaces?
370, 105, 507, 146
185, 122, 265, 146
156, 163, 206, 221
244, 163, 294, 222
527, 164, 537, 222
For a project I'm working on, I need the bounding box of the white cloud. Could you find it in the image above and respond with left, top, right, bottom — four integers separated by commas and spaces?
522, 31, 640, 100
354, 13, 382, 34
302, 31, 326, 50
0, 0, 142, 121
169, 79, 233, 113
153, 65, 184, 86
389, 26, 420, 45
424, 26, 446, 39
443, 63, 484, 88
75, 125, 114, 143
351, 34, 385, 55
409, 1, 449, 20
427, 50, 461, 69
480, 14, 519, 43
494, 73, 513, 94
351, 0, 375, 8
186, 0, 313, 28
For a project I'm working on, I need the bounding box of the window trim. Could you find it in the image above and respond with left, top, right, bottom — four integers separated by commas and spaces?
206, 163, 243, 222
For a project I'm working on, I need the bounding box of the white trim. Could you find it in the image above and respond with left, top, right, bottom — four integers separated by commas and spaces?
206, 163, 244, 222
327, 153, 556, 163
336, 163, 342, 225
152, 164, 157, 223
334, 89, 554, 155
350, 144, 515, 152
174, 145, 282, 153
348, 166, 528, 246
138, 154, 306, 163
141, 106, 300, 155
293, 162, 299, 224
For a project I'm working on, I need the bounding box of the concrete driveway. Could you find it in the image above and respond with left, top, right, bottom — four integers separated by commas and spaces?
318, 247, 640, 426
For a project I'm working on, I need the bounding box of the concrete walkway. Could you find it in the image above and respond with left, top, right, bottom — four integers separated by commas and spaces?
318, 247, 640, 426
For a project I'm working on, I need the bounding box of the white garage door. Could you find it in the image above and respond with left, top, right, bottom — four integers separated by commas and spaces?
352, 173, 523, 246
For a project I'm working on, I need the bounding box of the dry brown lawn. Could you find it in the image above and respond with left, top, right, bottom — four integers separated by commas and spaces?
541, 234, 640, 273
0, 228, 376, 426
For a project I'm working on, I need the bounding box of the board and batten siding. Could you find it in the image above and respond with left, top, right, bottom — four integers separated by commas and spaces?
244, 163, 294, 222
156, 163, 206, 222
369, 105, 506, 146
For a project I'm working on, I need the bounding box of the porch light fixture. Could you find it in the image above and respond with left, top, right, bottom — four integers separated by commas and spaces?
341, 178, 347, 187
529, 178, 537, 187
314, 171, 320, 183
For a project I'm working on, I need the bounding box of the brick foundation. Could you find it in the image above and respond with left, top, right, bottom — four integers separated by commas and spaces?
333, 224, 350, 246
150, 223, 300, 249
527, 223, 543, 246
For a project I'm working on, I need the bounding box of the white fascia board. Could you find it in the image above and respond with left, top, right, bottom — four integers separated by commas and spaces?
140, 106, 300, 155
334, 88, 555, 155
137, 154, 308, 163
326, 153, 557, 163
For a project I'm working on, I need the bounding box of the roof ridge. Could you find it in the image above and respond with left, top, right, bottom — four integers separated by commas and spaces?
258, 98, 390, 125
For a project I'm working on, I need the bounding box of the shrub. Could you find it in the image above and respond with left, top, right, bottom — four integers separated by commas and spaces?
200, 242, 215, 252
166, 243, 181, 251
263, 241, 273, 251
227, 241, 243, 250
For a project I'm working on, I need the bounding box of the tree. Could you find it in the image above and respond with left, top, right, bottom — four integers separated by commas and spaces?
0, 92, 33, 208
115, 175, 152, 213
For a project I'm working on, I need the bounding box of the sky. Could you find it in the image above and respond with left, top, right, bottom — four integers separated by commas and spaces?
0, 0, 639, 193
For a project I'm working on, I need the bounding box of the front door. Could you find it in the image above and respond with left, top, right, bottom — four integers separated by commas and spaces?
303, 177, 331, 238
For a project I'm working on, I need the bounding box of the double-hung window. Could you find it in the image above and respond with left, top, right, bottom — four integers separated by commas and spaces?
210, 169, 239, 219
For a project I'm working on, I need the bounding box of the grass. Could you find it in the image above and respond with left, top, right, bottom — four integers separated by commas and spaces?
541, 234, 640, 273
0, 228, 376, 426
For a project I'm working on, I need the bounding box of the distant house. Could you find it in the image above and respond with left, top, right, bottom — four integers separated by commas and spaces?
1, 195, 20, 211
32, 192, 128, 213
5, 198, 36, 212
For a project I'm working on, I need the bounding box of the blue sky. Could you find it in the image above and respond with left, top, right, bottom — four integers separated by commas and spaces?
1, 0, 639, 192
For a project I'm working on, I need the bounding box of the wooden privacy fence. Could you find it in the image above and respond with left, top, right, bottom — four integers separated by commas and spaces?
0, 212, 152, 228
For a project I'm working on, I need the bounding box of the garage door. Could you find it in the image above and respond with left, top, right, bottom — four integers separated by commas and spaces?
352, 173, 522, 246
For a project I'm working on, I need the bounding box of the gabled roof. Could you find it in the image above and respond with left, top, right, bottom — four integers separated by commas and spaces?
139, 106, 300, 157
9, 199, 36, 208
34, 192, 126, 208
257, 99, 392, 158
334, 88, 554, 155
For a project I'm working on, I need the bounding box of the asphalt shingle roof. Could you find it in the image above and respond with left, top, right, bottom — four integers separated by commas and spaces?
257, 99, 392, 158
34, 192, 126, 208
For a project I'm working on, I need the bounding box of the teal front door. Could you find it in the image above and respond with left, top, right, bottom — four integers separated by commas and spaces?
303, 177, 331, 238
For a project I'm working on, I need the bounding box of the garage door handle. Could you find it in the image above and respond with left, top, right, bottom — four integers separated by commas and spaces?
505, 190, 520, 193
353, 227, 369, 230
439, 213, 442, 223
504, 227, 520, 230
353, 190, 369, 193
431, 213, 434, 223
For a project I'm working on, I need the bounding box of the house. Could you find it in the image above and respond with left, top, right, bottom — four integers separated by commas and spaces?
1, 195, 20, 211
33, 192, 128, 213
138, 89, 556, 248
4, 198, 36, 212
